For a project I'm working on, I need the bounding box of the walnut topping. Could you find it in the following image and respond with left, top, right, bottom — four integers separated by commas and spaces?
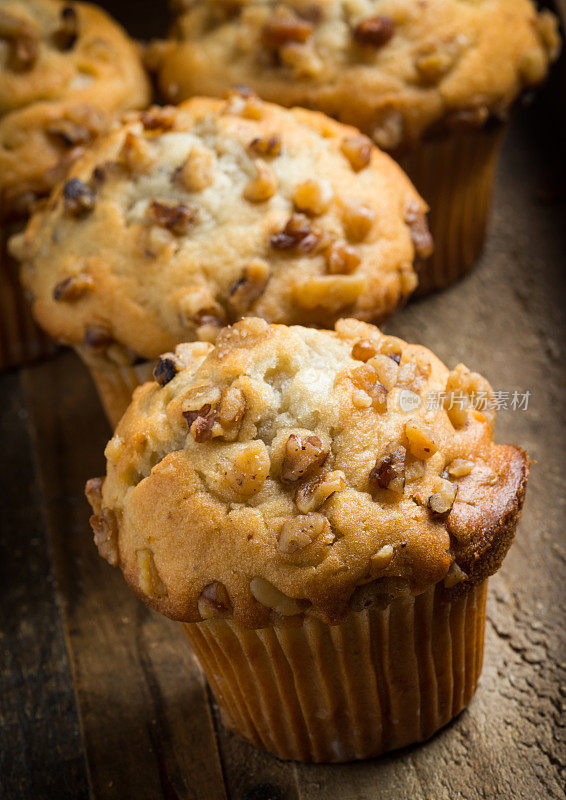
369, 446, 406, 495
53, 5, 78, 51
444, 562, 467, 589
326, 241, 360, 274
428, 478, 458, 515
90, 509, 118, 566
176, 145, 214, 192
147, 200, 198, 235
405, 201, 433, 259
415, 38, 464, 84
292, 179, 332, 216
53, 273, 93, 302
137, 549, 167, 597
227, 442, 270, 498
140, 106, 176, 132
198, 582, 232, 619
243, 160, 277, 202
229, 259, 270, 317
281, 433, 328, 483
214, 386, 247, 441
63, 178, 95, 217
224, 89, 264, 120
280, 40, 322, 78
353, 15, 395, 48
120, 132, 153, 173
376, 335, 403, 363
277, 514, 332, 554
248, 134, 282, 158
340, 135, 372, 171
371, 544, 394, 572
296, 470, 346, 513
183, 383, 245, 444
447, 458, 474, 478
366, 354, 399, 391
350, 365, 388, 412
184, 404, 216, 442
372, 110, 404, 151
342, 199, 375, 242
261, 7, 313, 48
250, 577, 302, 616
85, 476, 103, 515
444, 364, 495, 428
351, 339, 378, 363
0, 9, 38, 71
270, 214, 319, 252
404, 419, 438, 460
153, 353, 181, 386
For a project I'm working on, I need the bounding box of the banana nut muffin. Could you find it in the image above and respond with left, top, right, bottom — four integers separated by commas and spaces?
151, 0, 559, 153
13, 94, 431, 368
0, 0, 150, 218
86, 318, 528, 628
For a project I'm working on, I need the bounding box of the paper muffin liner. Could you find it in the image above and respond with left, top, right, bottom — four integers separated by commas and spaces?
182, 579, 488, 763
399, 124, 507, 294
0, 223, 58, 370
88, 361, 155, 428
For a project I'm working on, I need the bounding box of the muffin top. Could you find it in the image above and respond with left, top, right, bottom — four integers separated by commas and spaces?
151, 0, 560, 150
86, 318, 528, 628
0, 0, 150, 217
13, 94, 429, 363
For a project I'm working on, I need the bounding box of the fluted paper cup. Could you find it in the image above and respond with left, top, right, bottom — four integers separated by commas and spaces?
183, 579, 487, 763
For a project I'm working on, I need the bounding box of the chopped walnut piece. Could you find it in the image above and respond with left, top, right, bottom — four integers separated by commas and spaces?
351, 339, 378, 363
184, 404, 215, 441
0, 9, 38, 71
53, 5, 78, 50
340, 135, 372, 171
198, 582, 232, 619
444, 363, 495, 428
353, 15, 395, 48
227, 442, 270, 498
369, 446, 406, 495
229, 259, 270, 317
397, 362, 418, 386
342, 199, 375, 242
120, 132, 153, 173
326, 241, 360, 274
63, 178, 95, 217
350, 365, 388, 412
90, 509, 118, 566
414, 37, 467, 84
405, 201, 434, 259
377, 335, 403, 363
281, 433, 329, 483
248, 134, 282, 158
176, 145, 214, 192
270, 214, 319, 252
53, 273, 94, 301
250, 577, 302, 616
366, 354, 399, 391
85, 476, 103, 515
224, 89, 264, 120
371, 544, 394, 571
293, 179, 332, 216
243, 160, 277, 202
447, 458, 474, 478
137, 549, 167, 597
140, 106, 176, 132
444, 562, 467, 589
147, 200, 198, 235
280, 40, 322, 78
405, 419, 438, 460
428, 478, 458, 515
213, 386, 246, 442
372, 110, 404, 151
153, 353, 181, 386
278, 514, 332, 554
182, 381, 222, 414
293, 274, 366, 310
296, 470, 346, 513
261, 7, 313, 48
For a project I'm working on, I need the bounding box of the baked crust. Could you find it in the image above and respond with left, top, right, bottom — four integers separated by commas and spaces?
86, 318, 529, 627
13, 95, 427, 362
0, 0, 150, 218
149, 0, 560, 151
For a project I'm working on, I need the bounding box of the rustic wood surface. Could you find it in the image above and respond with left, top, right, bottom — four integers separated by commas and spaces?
1, 11, 566, 800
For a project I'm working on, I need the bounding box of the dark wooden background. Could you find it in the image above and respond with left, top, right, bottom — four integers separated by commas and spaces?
1, 3, 566, 798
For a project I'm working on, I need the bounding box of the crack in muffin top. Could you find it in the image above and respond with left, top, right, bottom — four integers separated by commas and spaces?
86, 318, 529, 628
13, 94, 429, 362
150, 0, 560, 150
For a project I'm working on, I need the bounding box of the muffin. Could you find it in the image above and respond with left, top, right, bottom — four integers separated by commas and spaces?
85, 317, 529, 762
150, 0, 561, 291
0, 0, 150, 368
12, 93, 431, 424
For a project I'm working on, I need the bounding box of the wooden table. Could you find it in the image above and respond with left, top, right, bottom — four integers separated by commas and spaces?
2, 39, 566, 800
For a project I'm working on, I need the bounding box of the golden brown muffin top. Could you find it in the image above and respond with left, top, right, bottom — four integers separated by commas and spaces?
13, 94, 429, 362
86, 318, 528, 628
151, 0, 560, 150
0, 0, 150, 217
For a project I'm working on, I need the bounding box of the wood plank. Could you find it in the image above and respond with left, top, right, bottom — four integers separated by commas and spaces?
22, 353, 227, 800
0, 371, 90, 800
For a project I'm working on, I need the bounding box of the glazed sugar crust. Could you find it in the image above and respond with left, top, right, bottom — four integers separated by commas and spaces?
86, 318, 528, 628
0, 0, 150, 217
152, 0, 560, 150
14, 95, 427, 362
